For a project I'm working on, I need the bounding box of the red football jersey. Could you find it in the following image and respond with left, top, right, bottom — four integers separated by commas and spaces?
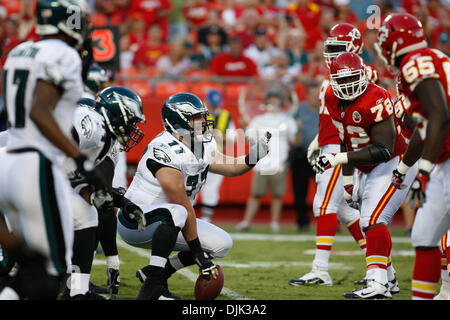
325, 83, 407, 173
398, 48, 450, 163
318, 65, 379, 147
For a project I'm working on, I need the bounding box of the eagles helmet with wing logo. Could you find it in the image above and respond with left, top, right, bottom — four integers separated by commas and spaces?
35, 0, 90, 49
95, 86, 146, 152
85, 64, 109, 97
161, 92, 214, 143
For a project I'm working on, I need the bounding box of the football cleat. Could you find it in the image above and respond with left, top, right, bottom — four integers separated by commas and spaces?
135, 278, 181, 300
136, 265, 152, 284
289, 267, 332, 286
388, 278, 400, 295
89, 281, 109, 294
70, 290, 107, 300
344, 279, 392, 299
434, 281, 450, 300
107, 268, 120, 300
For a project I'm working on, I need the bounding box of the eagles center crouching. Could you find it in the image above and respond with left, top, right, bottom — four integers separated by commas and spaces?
117, 92, 271, 300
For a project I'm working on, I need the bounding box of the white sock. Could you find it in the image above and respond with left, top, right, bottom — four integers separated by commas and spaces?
0, 287, 20, 300
70, 273, 91, 297
313, 249, 331, 271
106, 255, 120, 270
149, 256, 167, 268
366, 268, 388, 285
387, 264, 396, 282
169, 253, 185, 271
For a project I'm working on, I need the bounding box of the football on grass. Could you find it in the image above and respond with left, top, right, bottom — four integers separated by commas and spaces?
194, 265, 224, 300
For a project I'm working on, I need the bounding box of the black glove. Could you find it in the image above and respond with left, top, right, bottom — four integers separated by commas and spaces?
193, 251, 216, 280
74, 154, 111, 195
122, 200, 146, 232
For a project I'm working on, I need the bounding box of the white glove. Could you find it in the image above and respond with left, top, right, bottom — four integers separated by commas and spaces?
313, 153, 348, 174
342, 175, 360, 210
246, 131, 271, 166
307, 134, 320, 166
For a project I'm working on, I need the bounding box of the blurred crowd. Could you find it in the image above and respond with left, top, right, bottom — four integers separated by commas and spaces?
1, 0, 449, 87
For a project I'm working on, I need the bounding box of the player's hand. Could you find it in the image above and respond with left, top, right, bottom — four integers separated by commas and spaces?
90, 189, 113, 210
405, 170, 430, 208
194, 251, 218, 280
74, 153, 111, 195
123, 202, 146, 232
313, 153, 338, 174
391, 169, 407, 189
307, 136, 320, 166
343, 184, 360, 210
247, 131, 272, 165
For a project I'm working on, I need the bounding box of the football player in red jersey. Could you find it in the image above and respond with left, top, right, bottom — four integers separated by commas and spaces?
313, 52, 418, 299
289, 23, 375, 288
376, 13, 450, 300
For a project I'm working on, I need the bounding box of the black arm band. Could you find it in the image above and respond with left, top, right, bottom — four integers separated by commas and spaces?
368, 144, 392, 163
187, 237, 203, 255
245, 154, 255, 167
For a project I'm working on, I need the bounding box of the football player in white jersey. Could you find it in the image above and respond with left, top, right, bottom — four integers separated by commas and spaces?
81, 65, 130, 298
61, 86, 145, 299
0, 0, 112, 300
118, 93, 270, 300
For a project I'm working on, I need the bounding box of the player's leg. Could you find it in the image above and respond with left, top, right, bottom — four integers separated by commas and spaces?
235, 171, 267, 231
289, 165, 342, 286
136, 218, 233, 284
410, 164, 450, 300
434, 231, 450, 300
117, 203, 186, 300
345, 158, 417, 299
0, 152, 73, 300
96, 206, 120, 299
62, 189, 100, 300
200, 172, 224, 223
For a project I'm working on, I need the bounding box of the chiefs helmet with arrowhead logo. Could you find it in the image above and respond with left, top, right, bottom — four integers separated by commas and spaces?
329, 52, 368, 101
375, 13, 427, 69
323, 23, 363, 68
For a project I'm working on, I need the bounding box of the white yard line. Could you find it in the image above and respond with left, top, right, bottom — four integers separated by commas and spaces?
228, 233, 412, 244
116, 238, 252, 300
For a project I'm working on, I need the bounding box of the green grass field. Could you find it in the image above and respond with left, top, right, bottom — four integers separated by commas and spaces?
90, 224, 419, 300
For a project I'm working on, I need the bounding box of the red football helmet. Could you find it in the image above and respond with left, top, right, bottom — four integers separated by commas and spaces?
323, 23, 363, 68
329, 52, 368, 101
375, 13, 427, 69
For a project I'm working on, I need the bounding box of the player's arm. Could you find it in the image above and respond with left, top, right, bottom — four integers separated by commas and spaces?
155, 166, 218, 278
30, 80, 109, 192
414, 78, 449, 168
314, 118, 396, 172
30, 80, 80, 158
209, 131, 271, 176
340, 142, 359, 209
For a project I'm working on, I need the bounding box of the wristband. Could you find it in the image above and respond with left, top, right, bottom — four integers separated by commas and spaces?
245, 154, 256, 167
334, 152, 349, 165
396, 160, 410, 175
418, 159, 433, 173
187, 237, 202, 255
342, 175, 353, 186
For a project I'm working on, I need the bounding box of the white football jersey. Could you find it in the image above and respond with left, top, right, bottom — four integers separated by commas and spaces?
125, 131, 217, 208
65, 105, 120, 180
3, 39, 83, 167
